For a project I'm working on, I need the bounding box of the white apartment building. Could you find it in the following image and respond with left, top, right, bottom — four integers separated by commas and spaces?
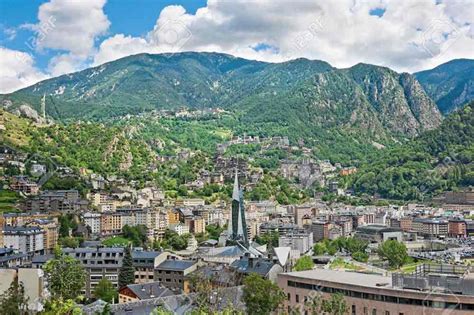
83, 212, 101, 234
2, 226, 44, 254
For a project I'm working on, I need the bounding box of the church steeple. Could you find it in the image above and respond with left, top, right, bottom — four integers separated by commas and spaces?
228, 168, 248, 246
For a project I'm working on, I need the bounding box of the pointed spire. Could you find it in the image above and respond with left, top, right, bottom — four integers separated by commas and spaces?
232, 168, 240, 201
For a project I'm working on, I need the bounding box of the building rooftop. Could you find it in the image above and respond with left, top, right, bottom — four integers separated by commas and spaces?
132, 250, 162, 260
284, 269, 392, 288
156, 259, 196, 271
230, 255, 278, 277
123, 282, 174, 300
3, 226, 43, 234
31, 254, 54, 264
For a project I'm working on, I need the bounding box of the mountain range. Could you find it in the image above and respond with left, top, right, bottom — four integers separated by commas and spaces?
3, 52, 471, 141
415, 59, 474, 114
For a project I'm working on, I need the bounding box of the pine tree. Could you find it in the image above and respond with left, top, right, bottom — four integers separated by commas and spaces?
0, 278, 29, 314
118, 245, 135, 288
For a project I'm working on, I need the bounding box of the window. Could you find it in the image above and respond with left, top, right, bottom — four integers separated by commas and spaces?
352, 305, 356, 315
296, 295, 299, 303
385, 312, 390, 315
372, 309, 377, 315
287, 293, 291, 301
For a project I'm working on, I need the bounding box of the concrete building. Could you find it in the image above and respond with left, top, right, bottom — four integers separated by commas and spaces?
278, 266, 474, 315
170, 223, 189, 236
354, 225, 403, 243
0, 248, 29, 267
279, 232, 313, 254
154, 258, 198, 293
83, 212, 101, 234
62, 247, 124, 297
26, 219, 59, 253
312, 221, 330, 242
412, 218, 449, 238
449, 219, 467, 238
132, 250, 172, 284
2, 226, 44, 254
293, 206, 312, 227
100, 212, 125, 235
190, 216, 206, 234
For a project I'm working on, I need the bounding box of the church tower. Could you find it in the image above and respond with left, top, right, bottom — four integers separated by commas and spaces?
227, 169, 248, 246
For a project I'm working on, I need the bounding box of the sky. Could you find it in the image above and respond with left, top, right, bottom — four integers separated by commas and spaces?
0, 0, 473, 93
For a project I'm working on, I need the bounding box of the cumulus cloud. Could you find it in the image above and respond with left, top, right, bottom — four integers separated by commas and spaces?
0, 47, 48, 93
32, 0, 110, 57
93, 0, 474, 72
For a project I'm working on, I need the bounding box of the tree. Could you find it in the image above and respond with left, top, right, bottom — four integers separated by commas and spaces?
294, 256, 314, 271
377, 240, 409, 269
93, 278, 116, 303
0, 278, 29, 314
118, 245, 135, 288
59, 236, 80, 248
242, 273, 285, 315
351, 251, 369, 263
313, 242, 327, 255
322, 293, 348, 315
44, 247, 86, 300
254, 231, 279, 247
150, 307, 174, 315
41, 298, 83, 315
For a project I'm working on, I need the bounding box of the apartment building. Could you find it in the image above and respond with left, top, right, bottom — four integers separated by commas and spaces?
2, 226, 44, 254
63, 247, 124, 297
448, 218, 467, 238
412, 218, 449, 237
154, 258, 198, 293
132, 250, 172, 284
83, 212, 101, 234
279, 232, 314, 254
312, 221, 330, 242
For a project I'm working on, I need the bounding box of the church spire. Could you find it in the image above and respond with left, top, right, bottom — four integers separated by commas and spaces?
232, 168, 240, 201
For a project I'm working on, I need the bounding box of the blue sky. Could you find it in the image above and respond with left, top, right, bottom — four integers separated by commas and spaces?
0, 0, 206, 70
0, 0, 472, 93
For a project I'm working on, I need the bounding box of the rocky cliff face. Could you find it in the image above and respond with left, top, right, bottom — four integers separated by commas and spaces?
399, 73, 443, 130
415, 59, 474, 114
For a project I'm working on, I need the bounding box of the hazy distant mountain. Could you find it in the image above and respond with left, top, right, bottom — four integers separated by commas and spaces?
1, 52, 442, 139
415, 59, 474, 114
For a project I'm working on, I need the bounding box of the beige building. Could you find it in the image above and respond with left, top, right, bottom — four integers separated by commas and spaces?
191, 216, 206, 234
0, 268, 46, 312
278, 267, 474, 315
100, 212, 123, 235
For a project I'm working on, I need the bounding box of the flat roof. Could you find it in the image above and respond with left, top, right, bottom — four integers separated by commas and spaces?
156, 259, 196, 271
284, 269, 392, 289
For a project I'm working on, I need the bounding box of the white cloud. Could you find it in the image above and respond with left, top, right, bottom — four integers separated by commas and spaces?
33, 0, 110, 57
47, 53, 84, 77
0, 47, 48, 94
93, 0, 474, 72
